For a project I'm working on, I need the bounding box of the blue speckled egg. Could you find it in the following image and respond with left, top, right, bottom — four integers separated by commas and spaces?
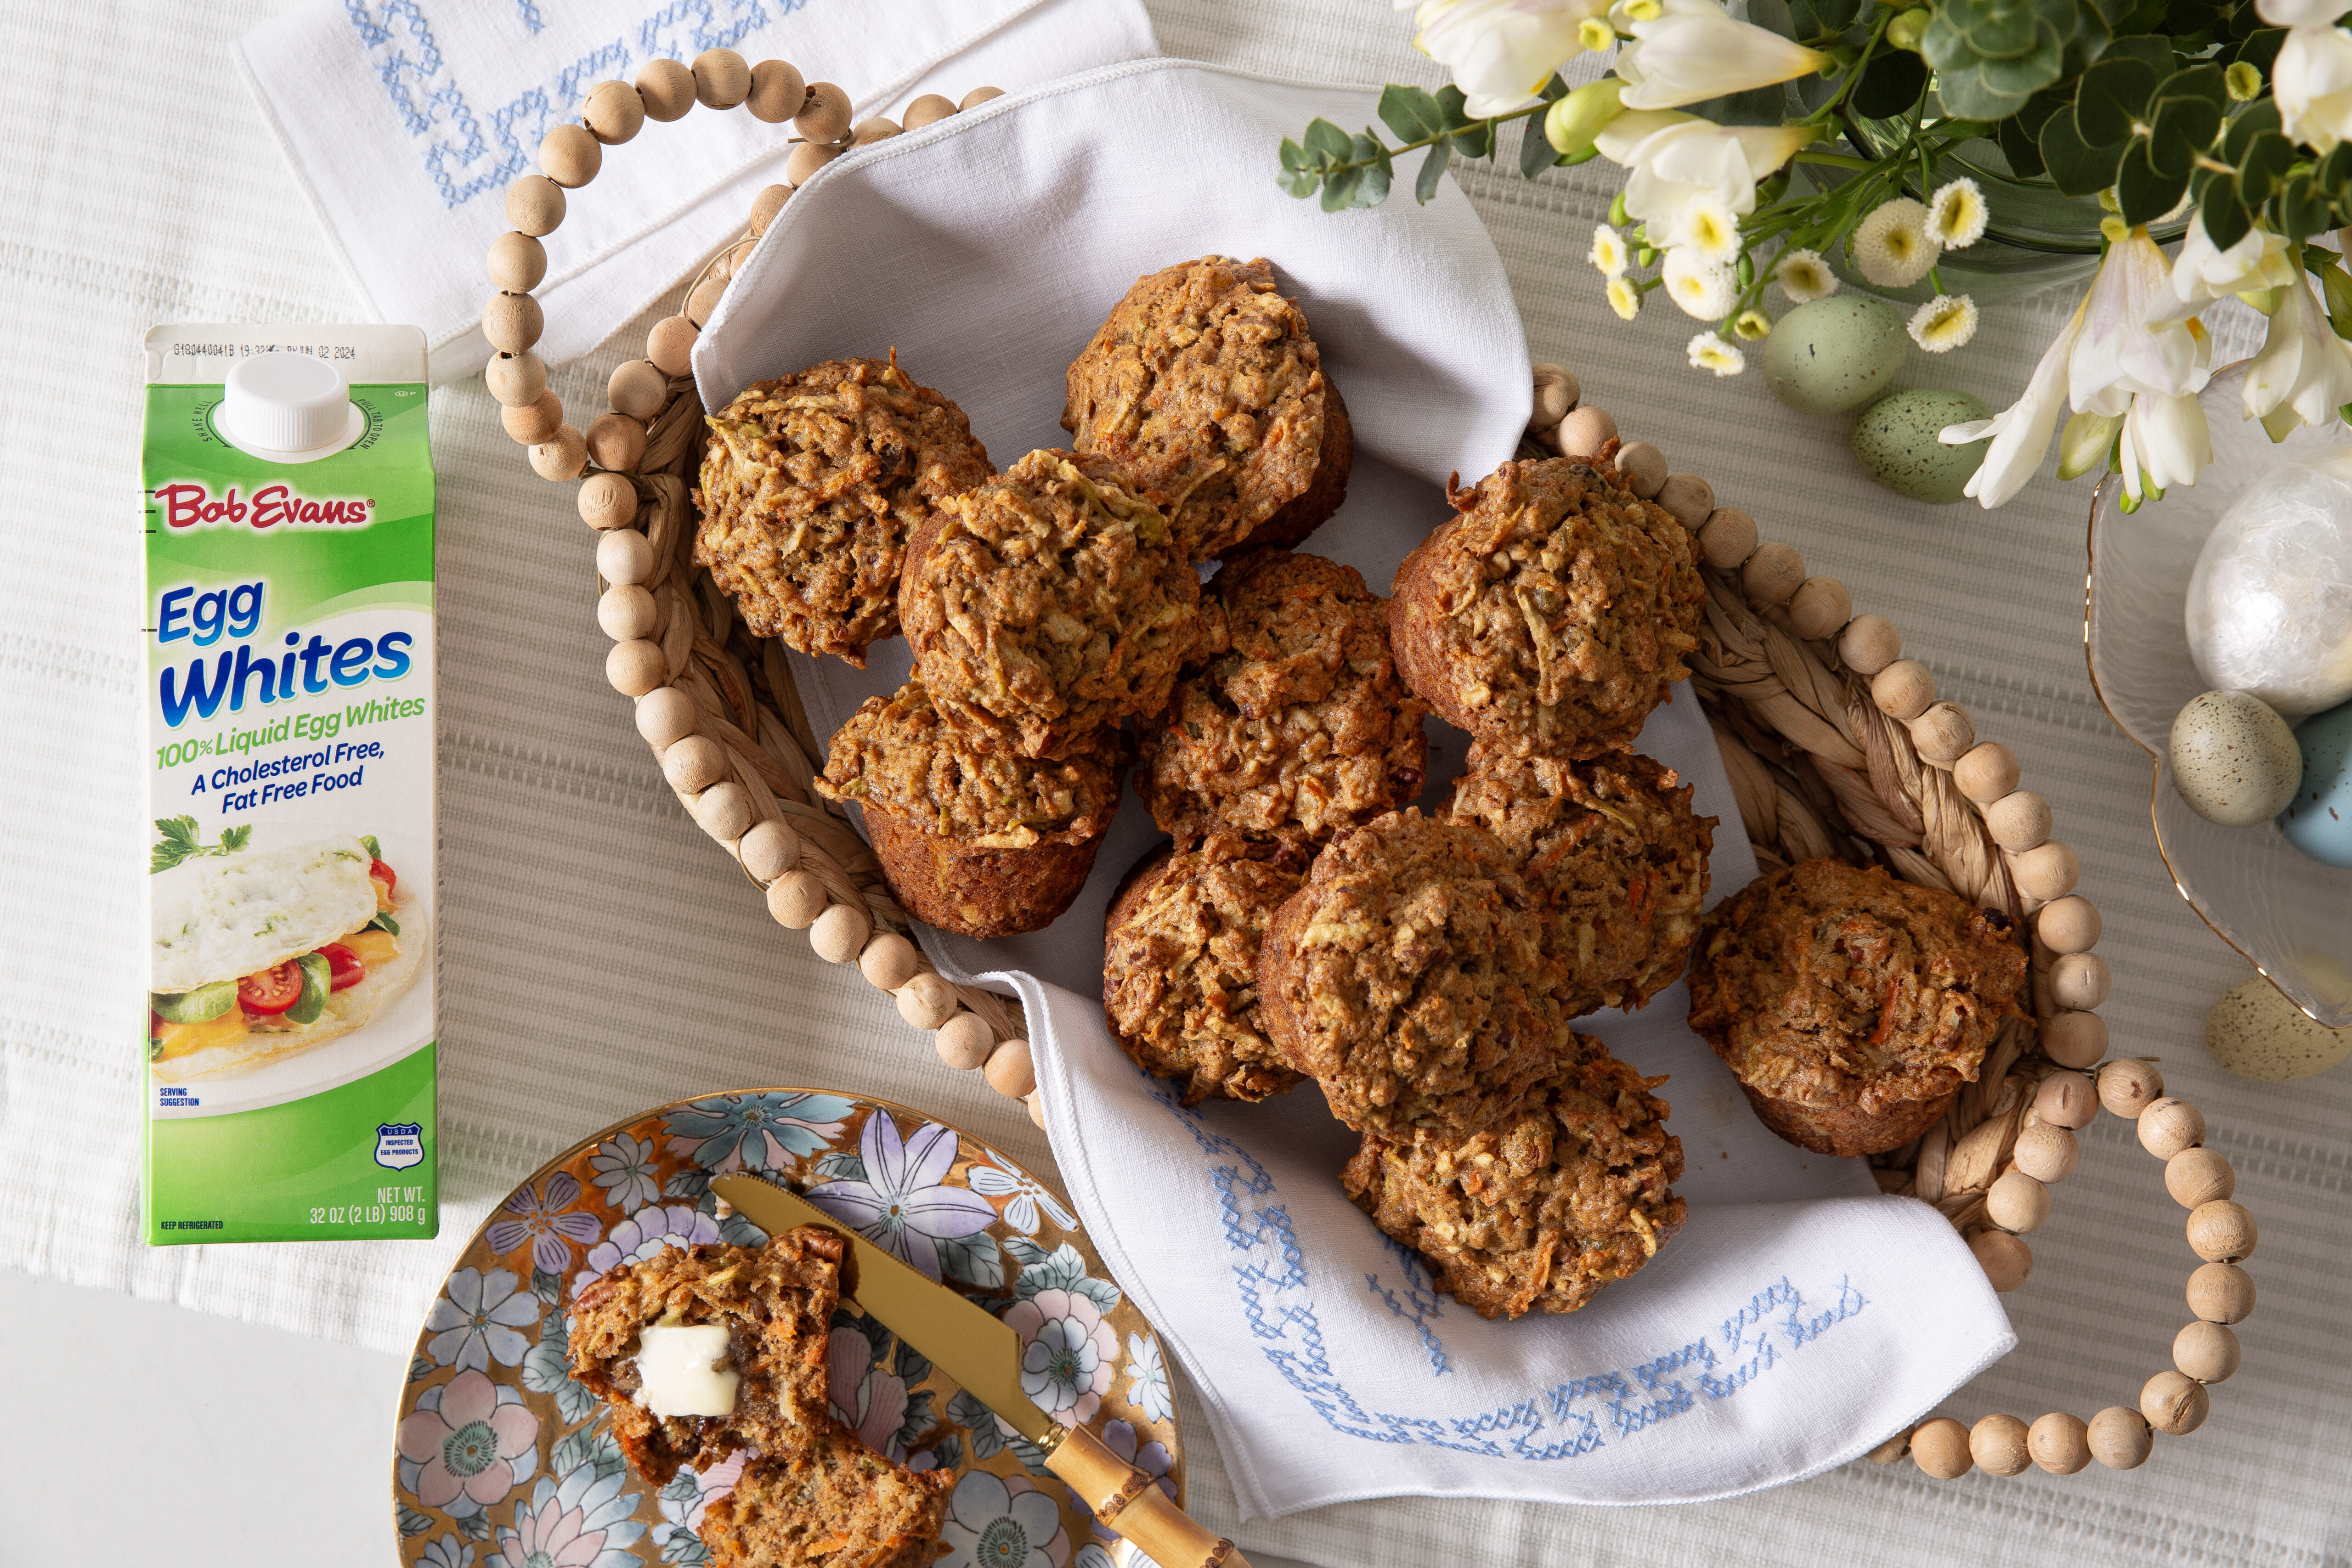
2278, 699, 2352, 869
1763, 297, 1907, 416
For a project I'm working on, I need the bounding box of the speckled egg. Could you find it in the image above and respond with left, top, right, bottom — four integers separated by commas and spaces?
1851, 389, 1991, 504
1763, 297, 1907, 416
2278, 698, 2352, 868
2171, 689, 2304, 827
2206, 974, 2351, 1080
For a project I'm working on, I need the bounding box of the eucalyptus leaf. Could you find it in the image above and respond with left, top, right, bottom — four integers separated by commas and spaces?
2076, 56, 2159, 145
1378, 84, 1447, 143
2320, 141, 2352, 199
1416, 140, 1453, 203
2228, 26, 2288, 76
1852, 50, 1931, 116
2100, 35, 2176, 79
1354, 132, 1394, 206
2225, 97, 2284, 161
2148, 94, 2223, 177
1520, 113, 1559, 178
2274, 170, 2335, 240
1304, 118, 1352, 165
2115, 137, 2190, 224
1999, 114, 2050, 175
2238, 128, 2297, 206
2164, 62, 2228, 106
2199, 175, 2252, 248
2042, 105, 2129, 192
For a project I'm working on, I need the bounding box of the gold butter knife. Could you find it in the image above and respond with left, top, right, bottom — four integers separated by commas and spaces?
711, 1173, 1251, 1568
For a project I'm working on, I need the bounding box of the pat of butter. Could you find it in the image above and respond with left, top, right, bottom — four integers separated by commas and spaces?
635, 1324, 740, 1418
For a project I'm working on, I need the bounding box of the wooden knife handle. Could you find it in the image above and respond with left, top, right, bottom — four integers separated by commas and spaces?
1046, 1424, 1251, 1568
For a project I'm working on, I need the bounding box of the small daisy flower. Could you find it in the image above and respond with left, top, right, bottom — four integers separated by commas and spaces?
1852, 197, 1939, 288
1688, 333, 1747, 377
1607, 275, 1642, 321
1774, 247, 1838, 303
1733, 308, 1773, 340
1907, 293, 1979, 353
1662, 247, 1737, 320
1672, 197, 1743, 265
1589, 223, 1630, 278
1926, 179, 1988, 249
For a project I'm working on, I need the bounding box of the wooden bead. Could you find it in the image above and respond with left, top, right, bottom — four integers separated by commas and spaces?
1029, 1092, 1048, 1130
1909, 1417, 1972, 1478
2187, 1261, 2255, 1324
606, 638, 666, 696
586, 412, 648, 474
2173, 1320, 2240, 1384
808, 901, 872, 964
2036, 894, 2099, 953
1863, 1427, 1916, 1464
936, 1012, 997, 1071
692, 48, 751, 110
609, 360, 669, 422
2086, 1406, 2152, 1470
746, 59, 807, 123
502, 389, 564, 444
796, 81, 853, 143
1787, 575, 1852, 640
583, 79, 644, 144
506, 175, 566, 236
1983, 791, 2052, 853
767, 870, 826, 929
1871, 660, 1935, 721
2034, 1072, 2098, 1129
530, 425, 588, 481
662, 734, 728, 794
2011, 840, 2081, 902
481, 291, 543, 354
1552, 404, 1616, 456
2165, 1147, 2235, 1209
1909, 702, 1976, 766
685, 271, 729, 328
983, 1038, 1037, 1099
1969, 1414, 2032, 1477
857, 932, 920, 992
739, 819, 801, 882
634, 686, 695, 750
895, 972, 959, 1032
1986, 1169, 2050, 1233
597, 526, 655, 587
2050, 952, 2112, 1011
902, 92, 958, 129
1838, 613, 1901, 675
2141, 1370, 2209, 1435
539, 123, 602, 188
1968, 1228, 2033, 1292
2042, 1009, 2108, 1070
960, 86, 1006, 110
598, 584, 657, 643
2138, 1097, 2205, 1158
487, 230, 548, 294
485, 349, 548, 408
749, 183, 791, 237
785, 140, 840, 187
2188, 1199, 2257, 1261
1953, 741, 2021, 804
2097, 1057, 2164, 1119
647, 315, 698, 378
1532, 362, 1579, 427
1612, 440, 1668, 497
1741, 541, 1806, 607
691, 781, 752, 842
853, 116, 902, 145
2011, 1122, 2080, 1183
2028, 1412, 2091, 1474
1695, 506, 1758, 570
578, 470, 638, 531
637, 58, 697, 122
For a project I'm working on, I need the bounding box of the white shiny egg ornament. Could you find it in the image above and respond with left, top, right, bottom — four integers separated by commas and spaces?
2184, 451, 2352, 718
2169, 690, 2302, 826
2278, 699, 2352, 868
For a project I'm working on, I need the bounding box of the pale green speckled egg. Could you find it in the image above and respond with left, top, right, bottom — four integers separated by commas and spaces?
2206, 975, 2351, 1080
1851, 389, 1991, 505
1762, 297, 1906, 416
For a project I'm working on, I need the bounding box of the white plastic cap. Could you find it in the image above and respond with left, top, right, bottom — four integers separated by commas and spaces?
220, 351, 359, 460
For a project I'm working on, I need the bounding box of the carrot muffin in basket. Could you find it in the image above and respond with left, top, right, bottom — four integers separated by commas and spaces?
899, 447, 1199, 759
1389, 456, 1705, 760
1685, 858, 2029, 1157
1102, 832, 1311, 1105
816, 678, 1121, 938
1442, 747, 1714, 1016
1062, 255, 1352, 558
1139, 550, 1427, 845
1342, 1036, 1687, 1318
1258, 809, 1561, 1141
695, 356, 993, 665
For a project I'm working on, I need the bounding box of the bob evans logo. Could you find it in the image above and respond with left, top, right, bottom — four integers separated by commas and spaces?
153, 481, 372, 531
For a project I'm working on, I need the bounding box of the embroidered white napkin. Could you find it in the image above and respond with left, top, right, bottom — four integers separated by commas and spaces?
697, 58, 2016, 1515
234, 0, 1155, 371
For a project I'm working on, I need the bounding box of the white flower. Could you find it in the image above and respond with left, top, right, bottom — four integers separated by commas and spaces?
1125, 1332, 1174, 1424
1908, 293, 1979, 352
2069, 227, 2212, 416
2245, 273, 2352, 437
1673, 194, 1743, 261
1407, 0, 1613, 116
1733, 306, 1773, 339
939, 1470, 1063, 1568
1599, 117, 1815, 243
1926, 179, 1988, 249
2256, 0, 2350, 23
2118, 391, 2212, 500
1852, 198, 1939, 288
1662, 246, 1737, 317
1613, 0, 1832, 110
1589, 222, 1631, 276
2273, 22, 2352, 152
1688, 333, 1746, 375
1942, 295, 2086, 507
966, 1146, 1077, 1235
2152, 219, 2299, 323
1774, 246, 1838, 302
1607, 275, 1643, 319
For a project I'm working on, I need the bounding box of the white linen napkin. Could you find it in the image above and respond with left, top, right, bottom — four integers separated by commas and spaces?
234, 0, 1155, 372
699, 58, 2016, 1515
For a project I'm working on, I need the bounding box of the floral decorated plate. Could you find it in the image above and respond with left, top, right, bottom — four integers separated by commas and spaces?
392, 1087, 1183, 1568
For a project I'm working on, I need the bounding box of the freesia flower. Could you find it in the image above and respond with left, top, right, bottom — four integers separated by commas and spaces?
2244, 273, 2352, 437
1687, 333, 1746, 374
2256, 0, 2351, 23
2068, 227, 2212, 417
1607, 276, 1643, 319
1926, 179, 1988, 249
2272, 22, 2352, 152
1852, 198, 1939, 288
1613, 0, 1831, 111
2118, 391, 2212, 499
1908, 293, 1979, 352
1402, 0, 1612, 116
1773, 246, 1837, 301
1544, 78, 1625, 156
1589, 223, 1631, 276
2151, 219, 2298, 322
1662, 246, 1737, 317
1941, 295, 2086, 507
1599, 117, 1815, 242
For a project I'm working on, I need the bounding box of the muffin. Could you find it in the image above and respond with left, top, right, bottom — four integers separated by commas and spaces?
1062, 255, 1352, 558
1341, 1038, 1687, 1318
1102, 833, 1312, 1105
1442, 747, 1715, 1016
1390, 457, 1705, 760
695, 357, 993, 665
1138, 550, 1428, 845
1257, 810, 1561, 1141
816, 679, 1121, 939
702, 1440, 952, 1568
899, 448, 1199, 759
1685, 859, 2030, 1157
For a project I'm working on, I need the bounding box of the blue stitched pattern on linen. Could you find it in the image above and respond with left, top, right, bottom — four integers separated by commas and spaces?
1365, 1235, 1450, 1377
514, 2, 547, 34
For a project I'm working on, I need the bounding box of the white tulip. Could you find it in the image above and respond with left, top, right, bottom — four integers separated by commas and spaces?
1614, 0, 1830, 111
2149, 219, 2297, 323
1406, 0, 1613, 116
2244, 274, 2352, 436
1942, 295, 2087, 508
2273, 23, 2352, 153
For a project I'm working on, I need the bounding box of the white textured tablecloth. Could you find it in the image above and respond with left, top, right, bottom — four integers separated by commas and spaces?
2, 1, 2347, 1563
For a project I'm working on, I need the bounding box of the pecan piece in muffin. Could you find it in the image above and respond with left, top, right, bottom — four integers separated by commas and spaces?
694, 356, 992, 665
